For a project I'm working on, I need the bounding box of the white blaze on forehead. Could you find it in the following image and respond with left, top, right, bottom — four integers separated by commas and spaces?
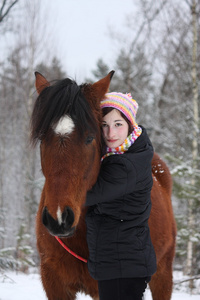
57, 206, 62, 225
54, 115, 75, 135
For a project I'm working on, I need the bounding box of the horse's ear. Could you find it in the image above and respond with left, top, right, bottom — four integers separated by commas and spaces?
92, 70, 115, 101
35, 71, 50, 94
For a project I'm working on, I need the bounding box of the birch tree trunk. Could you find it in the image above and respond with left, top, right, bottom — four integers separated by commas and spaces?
186, 0, 199, 290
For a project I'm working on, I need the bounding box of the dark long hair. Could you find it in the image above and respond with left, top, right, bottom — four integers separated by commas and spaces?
100, 107, 133, 155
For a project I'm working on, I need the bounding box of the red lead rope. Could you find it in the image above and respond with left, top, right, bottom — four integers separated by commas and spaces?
55, 236, 88, 263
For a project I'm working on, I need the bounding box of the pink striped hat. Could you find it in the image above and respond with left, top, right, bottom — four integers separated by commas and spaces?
100, 92, 138, 128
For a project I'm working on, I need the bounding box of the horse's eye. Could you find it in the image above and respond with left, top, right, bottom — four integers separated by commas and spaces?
85, 136, 94, 145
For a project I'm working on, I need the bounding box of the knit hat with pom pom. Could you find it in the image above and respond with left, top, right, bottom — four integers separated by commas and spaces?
100, 92, 138, 128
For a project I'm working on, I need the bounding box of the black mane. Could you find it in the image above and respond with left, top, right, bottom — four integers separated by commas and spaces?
30, 78, 97, 145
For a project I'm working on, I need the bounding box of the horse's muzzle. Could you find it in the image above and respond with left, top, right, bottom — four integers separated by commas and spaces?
42, 206, 75, 237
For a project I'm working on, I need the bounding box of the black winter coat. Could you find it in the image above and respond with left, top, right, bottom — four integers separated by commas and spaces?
85, 127, 157, 281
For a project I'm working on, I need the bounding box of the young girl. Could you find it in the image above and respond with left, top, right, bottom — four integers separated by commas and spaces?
85, 92, 156, 300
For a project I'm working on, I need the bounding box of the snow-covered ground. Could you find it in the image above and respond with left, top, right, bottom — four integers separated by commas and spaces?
0, 270, 199, 300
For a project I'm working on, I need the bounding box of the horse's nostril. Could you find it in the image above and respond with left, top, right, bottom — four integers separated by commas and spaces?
42, 206, 49, 227
62, 206, 74, 228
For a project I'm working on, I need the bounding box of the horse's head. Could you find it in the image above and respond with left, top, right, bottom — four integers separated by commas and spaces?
31, 71, 114, 237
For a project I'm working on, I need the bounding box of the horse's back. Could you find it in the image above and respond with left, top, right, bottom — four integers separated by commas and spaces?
149, 153, 176, 261
150, 152, 176, 261
149, 152, 176, 299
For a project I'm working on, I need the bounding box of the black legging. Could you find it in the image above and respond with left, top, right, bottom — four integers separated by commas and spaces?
98, 277, 150, 300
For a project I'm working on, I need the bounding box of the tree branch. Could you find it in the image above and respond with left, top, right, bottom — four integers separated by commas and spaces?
128, 0, 168, 55
174, 275, 200, 285
0, 0, 18, 23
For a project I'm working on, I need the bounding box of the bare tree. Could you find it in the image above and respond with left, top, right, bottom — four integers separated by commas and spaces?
185, 0, 199, 290
0, 0, 58, 258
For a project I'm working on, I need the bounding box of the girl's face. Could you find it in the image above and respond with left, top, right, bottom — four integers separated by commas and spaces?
102, 109, 129, 148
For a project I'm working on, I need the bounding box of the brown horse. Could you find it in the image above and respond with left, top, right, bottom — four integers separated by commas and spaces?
30, 71, 176, 300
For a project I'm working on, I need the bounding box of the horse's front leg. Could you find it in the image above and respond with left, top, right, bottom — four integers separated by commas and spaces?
40, 262, 77, 300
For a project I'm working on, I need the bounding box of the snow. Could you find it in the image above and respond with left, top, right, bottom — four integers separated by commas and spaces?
0, 271, 199, 300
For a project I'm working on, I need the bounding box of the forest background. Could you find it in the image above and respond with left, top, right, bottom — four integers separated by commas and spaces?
0, 0, 199, 293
